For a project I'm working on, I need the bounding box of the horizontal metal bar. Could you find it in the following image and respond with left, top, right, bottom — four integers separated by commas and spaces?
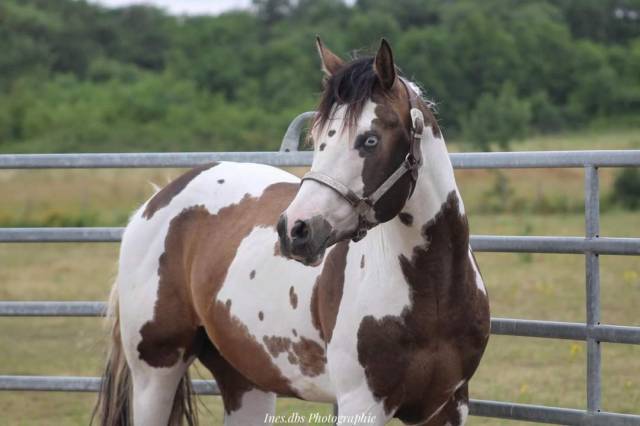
0, 375, 219, 395
2, 229, 639, 255
0, 150, 639, 170
0, 301, 106, 316
0, 227, 122, 242
451, 150, 640, 169
0, 152, 313, 169
492, 318, 640, 345
0, 376, 638, 424
469, 399, 640, 425
2, 303, 639, 345
472, 236, 640, 255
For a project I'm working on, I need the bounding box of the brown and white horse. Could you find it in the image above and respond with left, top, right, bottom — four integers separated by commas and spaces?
93, 39, 490, 426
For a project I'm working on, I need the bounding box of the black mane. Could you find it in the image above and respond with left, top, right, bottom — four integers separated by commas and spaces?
316, 57, 394, 131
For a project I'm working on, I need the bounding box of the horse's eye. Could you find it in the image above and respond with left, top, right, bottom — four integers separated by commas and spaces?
364, 135, 379, 148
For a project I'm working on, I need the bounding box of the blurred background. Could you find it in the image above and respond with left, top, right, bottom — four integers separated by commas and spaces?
1, 0, 640, 153
0, 1, 639, 425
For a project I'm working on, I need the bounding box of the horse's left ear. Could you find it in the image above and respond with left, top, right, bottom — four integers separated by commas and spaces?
374, 38, 396, 91
316, 36, 344, 76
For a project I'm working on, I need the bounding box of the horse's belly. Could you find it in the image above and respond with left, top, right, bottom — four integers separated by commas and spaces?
211, 225, 336, 402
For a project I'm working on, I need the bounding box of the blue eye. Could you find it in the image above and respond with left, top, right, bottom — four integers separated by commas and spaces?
364, 135, 379, 148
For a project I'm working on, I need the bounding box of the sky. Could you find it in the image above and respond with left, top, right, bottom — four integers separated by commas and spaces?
90, 0, 254, 16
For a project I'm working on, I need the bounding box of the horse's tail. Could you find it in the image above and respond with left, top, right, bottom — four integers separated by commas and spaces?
92, 280, 199, 426
91, 281, 132, 426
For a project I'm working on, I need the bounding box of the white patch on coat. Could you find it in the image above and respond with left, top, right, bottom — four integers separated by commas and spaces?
224, 389, 276, 426
468, 248, 486, 295
217, 226, 334, 401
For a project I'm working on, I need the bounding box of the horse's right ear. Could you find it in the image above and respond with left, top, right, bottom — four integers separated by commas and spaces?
316, 36, 344, 76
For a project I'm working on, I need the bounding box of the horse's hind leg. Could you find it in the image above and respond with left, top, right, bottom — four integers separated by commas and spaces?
197, 329, 276, 426
129, 361, 191, 425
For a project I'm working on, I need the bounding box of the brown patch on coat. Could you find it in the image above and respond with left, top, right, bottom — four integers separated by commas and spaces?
194, 327, 255, 414
250, 270, 256, 280
289, 286, 298, 309
142, 162, 217, 220
263, 335, 292, 357
360, 255, 365, 269
137, 210, 209, 367
262, 335, 326, 377
138, 182, 302, 397
212, 300, 297, 396
319, 143, 326, 151
360, 102, 414, 224
310, 241, 349, 343
328, 130, 336, 137
357, 191, 490, 423
398, 212, 413, 226
292, 329, 297, 337
291, 338, 326, 377
422, 382, 468, 426
258, 311, 264, 321
218, 179, 225, 184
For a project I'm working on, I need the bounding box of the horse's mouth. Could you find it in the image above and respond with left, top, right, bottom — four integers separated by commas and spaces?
290, 249, 326, 267
281, 234, 332, 267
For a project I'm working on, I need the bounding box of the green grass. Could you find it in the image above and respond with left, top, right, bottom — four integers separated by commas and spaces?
1, 127, 639, 425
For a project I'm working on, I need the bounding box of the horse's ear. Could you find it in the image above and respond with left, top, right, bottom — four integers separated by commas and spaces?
374, 38, 396, 91
316, 36, 344, 76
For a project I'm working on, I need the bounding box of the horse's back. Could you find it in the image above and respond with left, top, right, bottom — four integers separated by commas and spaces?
115, 162, 298, 365
116, 162, 334, 401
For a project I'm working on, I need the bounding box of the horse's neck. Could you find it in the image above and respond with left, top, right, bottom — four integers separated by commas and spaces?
404, 129, 463, 226
363, 129, 463, 261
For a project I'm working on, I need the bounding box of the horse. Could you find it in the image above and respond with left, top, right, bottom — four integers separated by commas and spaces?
93, 38, 490, 426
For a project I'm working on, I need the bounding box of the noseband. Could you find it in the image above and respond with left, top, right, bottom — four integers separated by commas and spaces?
301, 82, 425, 242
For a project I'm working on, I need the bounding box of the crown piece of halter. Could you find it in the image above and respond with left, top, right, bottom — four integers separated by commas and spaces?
301, 82, 425, 242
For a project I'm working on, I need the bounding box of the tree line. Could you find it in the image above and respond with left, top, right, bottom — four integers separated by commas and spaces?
1, 0, 639, 153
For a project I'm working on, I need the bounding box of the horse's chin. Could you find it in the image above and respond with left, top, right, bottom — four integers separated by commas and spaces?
291, 249, 326, 267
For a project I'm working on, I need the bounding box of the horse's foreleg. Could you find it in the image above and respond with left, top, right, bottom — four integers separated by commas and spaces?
335, 389, 390, 426
419, 382, 469, 426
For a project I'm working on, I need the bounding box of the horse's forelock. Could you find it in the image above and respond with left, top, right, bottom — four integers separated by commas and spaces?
315, 57, 381, 133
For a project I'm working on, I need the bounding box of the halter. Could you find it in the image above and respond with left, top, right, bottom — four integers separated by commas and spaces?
301, 81, 425, 242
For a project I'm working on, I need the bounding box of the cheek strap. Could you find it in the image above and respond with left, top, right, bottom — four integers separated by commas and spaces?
300, 81, 425, 242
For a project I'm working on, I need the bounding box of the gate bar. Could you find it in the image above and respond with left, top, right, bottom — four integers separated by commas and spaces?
1, 228, 639, 255
1, 150, 640, 169
2, 302, 640, 345
1, 375, 638, 425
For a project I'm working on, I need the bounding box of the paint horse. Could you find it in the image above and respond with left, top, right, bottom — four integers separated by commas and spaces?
94, 39, 490, 426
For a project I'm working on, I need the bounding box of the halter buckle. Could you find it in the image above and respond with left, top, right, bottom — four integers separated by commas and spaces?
410, 107, 424, 133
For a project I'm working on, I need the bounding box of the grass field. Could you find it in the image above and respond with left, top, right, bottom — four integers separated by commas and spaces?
1, 128, 639, 425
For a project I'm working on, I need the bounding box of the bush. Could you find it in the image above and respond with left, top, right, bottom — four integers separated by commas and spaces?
612, 168, 640, 210
462, 82, 532, 150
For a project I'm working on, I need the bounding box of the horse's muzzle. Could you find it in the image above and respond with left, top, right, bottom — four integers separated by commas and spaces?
276, 214, 333, 266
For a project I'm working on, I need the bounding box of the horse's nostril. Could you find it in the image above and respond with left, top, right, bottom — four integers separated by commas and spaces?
277, 215, 287, 240
290, 220, 310, 241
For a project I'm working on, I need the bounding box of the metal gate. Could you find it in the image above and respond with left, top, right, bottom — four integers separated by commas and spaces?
1, 112, 639, 425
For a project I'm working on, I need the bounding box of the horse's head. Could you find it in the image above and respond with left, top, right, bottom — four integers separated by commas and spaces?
278, 38, 435, 266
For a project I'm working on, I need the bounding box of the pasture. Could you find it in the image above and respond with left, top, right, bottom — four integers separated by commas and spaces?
1, 128, 639, 425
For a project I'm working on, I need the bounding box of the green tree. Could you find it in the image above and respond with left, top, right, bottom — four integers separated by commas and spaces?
462, 82, 532, 150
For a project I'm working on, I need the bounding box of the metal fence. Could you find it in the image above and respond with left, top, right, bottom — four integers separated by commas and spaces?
1, 112, 640, 425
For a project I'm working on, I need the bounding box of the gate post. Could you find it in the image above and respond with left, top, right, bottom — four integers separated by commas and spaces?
584, 165, 601, 414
